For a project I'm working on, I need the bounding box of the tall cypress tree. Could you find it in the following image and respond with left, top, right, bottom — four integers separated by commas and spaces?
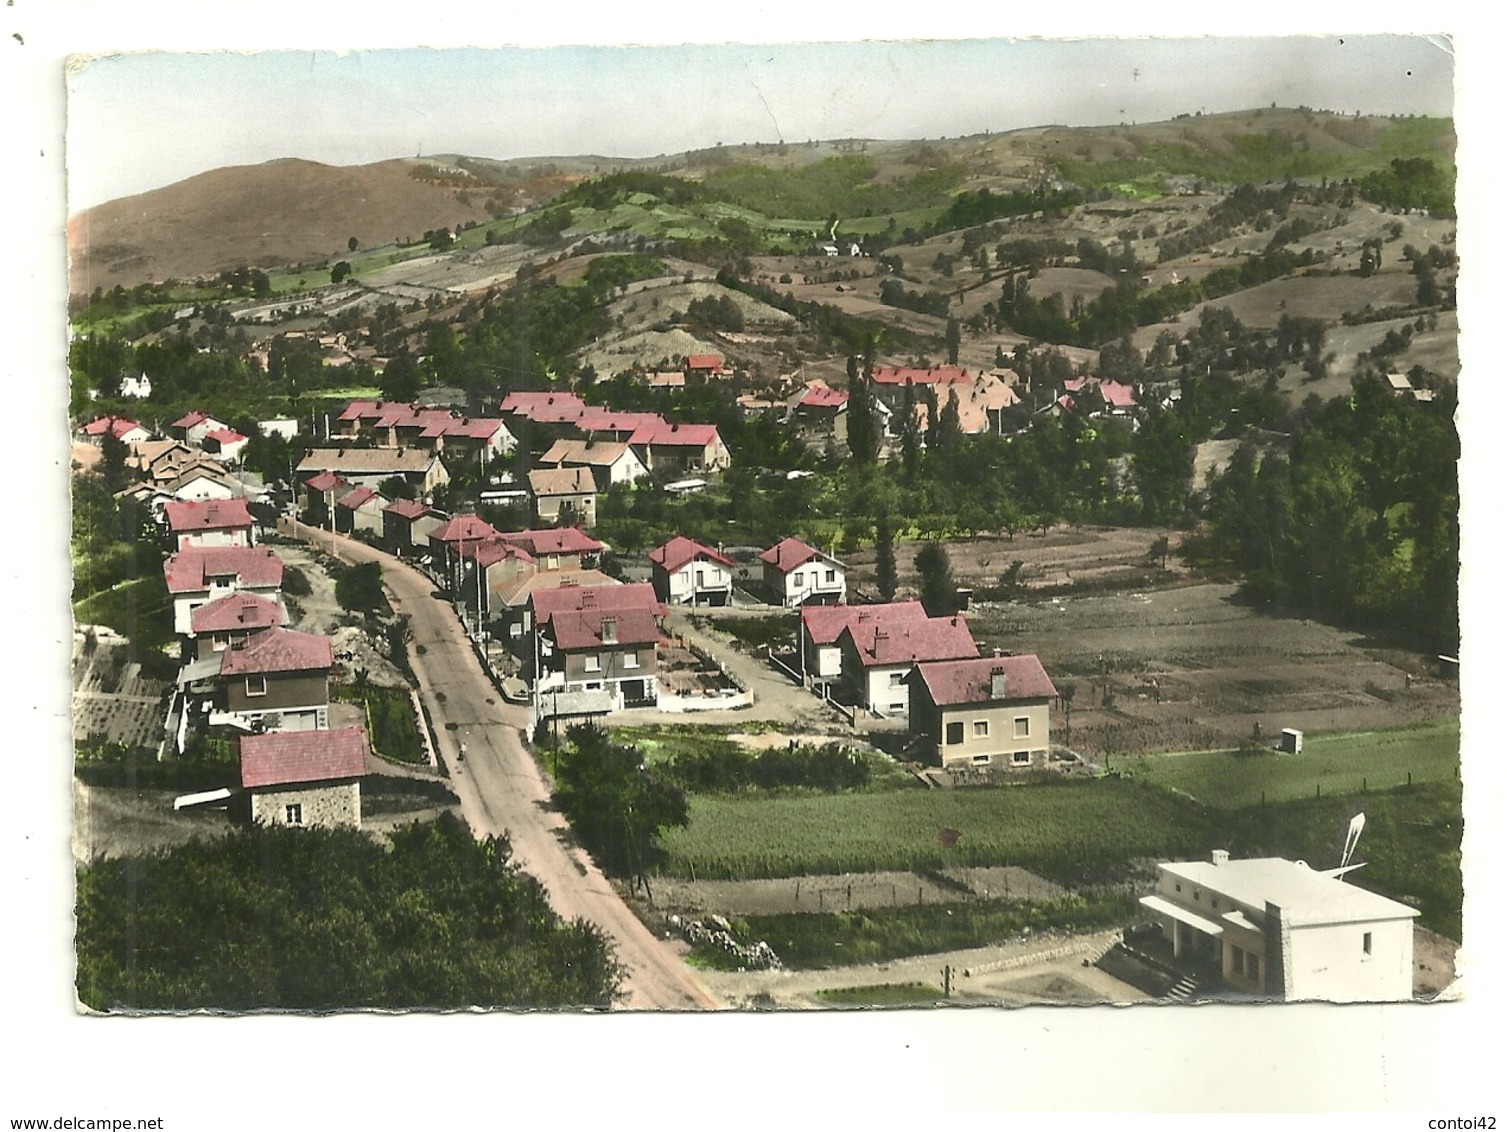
876, 513, 898, 601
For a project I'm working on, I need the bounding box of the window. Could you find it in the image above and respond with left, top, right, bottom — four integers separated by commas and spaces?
972, 753, 990, 765
245, 675, 267, 697
945, 721, 964, 745
1014, 716, 1030, 738
1248, 955, 1260, 983
285, 803, 303, 825
889, 671, 905, 687
1363, 932, 1373, 956
825, 569, 837, 584
1230, 945, 1243, 975
624, 652, 640, 670
584, 655, 602, 673
1012, 751, 1030, 766
1175, 883, 1182, 893
973, 720, 989, 738
792, 572, 804, 588
1211, 897, 1220, 910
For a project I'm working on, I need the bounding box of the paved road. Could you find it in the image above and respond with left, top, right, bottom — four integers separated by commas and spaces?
291, 523, 715, 1011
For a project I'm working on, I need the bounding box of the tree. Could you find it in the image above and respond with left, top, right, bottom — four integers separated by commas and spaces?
380, 353, 421, 402
945, 316, 961, 365
98, 431, 132, 494
348, 236, 359, 253
915, 540, 958, 616
330, 261, 352, 284
844, 353, 879, 465
555, 724, 689, 891
335, 561, 386, 613
875, 513, 898, 601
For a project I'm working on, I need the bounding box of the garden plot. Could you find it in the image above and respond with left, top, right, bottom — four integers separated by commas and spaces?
71, 630, 169, 748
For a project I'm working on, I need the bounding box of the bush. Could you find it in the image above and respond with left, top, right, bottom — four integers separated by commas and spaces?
334, 561, 385, 613
282, 565, 313, 597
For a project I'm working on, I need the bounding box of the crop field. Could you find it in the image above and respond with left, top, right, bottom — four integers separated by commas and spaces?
659, 777, 1211, 884
1114, 718, 1459, 806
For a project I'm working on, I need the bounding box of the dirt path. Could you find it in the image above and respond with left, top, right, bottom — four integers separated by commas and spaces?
293, 522, 717, 1011
693, 928, 1144, 1009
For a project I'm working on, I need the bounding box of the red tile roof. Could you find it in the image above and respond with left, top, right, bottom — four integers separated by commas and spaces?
171, 409, 214, 429
81, 416, 146, 439
910, 654, 1058, 706
382, 498, 431, 520
238, 727, 367, 789
648, 535, 733, 573
336, 486, 381, 510
304, 471, 347, 493
531, 582, 661, 624
336, 399, 388, 422
441, 417, 511, 440
471, 538, 534, 568
164, 498, 254, 533
499, 527, 604, 557
204, 428, 247, 445
796, 384, 849, 409
641, 421, 721, 448
685, 354, 723, 371
759, 536, 827, 573
428, 513, 501, 545
1099, 379, 1137, 408
163, 546, 285, 593
499, 391, 587, 418
801, 600, 926, 646
219, 628, 334, 677
547, 607, 661, 651
841, 614, 977, 668
190, 592, 285, 634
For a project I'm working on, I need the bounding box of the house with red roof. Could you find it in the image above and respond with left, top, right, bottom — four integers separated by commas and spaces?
238, 726, 366, 829
163, 498, 255, 550
907, 654, 1058, 770
496, 527, 604, 569
789, 381, 849, 432
538, 606, 661, 713
528, 465, 597, 528
163, 545, 285, 634
631, 421, 731, 476
869, 364, 972, 388
334, 485, 388, 537
187, 591, 286, 661
382, 498, 443, 556
799, 600, 927, 683
213, 627, 335, 733
648, 535, 734, 607
202, 427, 249, 465
759, 537, 846, 607
683, 353, 726, 383
301, 470, 349, 528
169, 409, 229, 447
79, 416, 151, 446
837, 612, 978, 716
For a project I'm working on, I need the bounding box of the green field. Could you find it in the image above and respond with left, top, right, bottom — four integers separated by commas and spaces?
660, 777, 1210, 884
73, 575, 174, 652
1115, 719, 1460, 807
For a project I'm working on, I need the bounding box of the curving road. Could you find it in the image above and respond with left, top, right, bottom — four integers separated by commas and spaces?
290, 522, 716, 1011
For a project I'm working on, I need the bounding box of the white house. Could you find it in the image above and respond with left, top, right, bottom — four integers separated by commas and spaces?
1139, 851, 1420, 1002
759, 537, 846, 607
647, 535, 734, 607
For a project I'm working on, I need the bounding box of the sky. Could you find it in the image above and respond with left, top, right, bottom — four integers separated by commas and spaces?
65, 34, 1456, 211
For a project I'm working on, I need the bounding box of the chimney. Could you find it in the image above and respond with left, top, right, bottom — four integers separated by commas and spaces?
1212, 849, 1230, 866
600, 617, 618, 644
990, 666, 1007, 699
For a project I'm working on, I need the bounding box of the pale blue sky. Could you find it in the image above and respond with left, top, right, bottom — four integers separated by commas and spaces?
66, 35, 1454, 211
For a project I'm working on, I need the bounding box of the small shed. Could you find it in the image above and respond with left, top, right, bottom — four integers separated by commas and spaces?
1280, 728, 1303, 755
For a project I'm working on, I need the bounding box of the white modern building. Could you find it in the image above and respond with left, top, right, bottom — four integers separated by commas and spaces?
1140, 851, 1420, 1002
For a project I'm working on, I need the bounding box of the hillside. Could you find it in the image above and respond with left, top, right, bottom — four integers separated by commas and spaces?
66, 156, 576, 296
67, 109, 1453, 297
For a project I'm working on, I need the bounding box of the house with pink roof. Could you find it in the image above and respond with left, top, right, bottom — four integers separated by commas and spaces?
238, 727, 366, 828
333, 485, 388, 537
759, 537, 846, 607
798, 600, 927, 683
789, 381, 849, 432
631, 421, 731, 476
302, 470, 350, 528
187, 591, 286, 662
381, 498, 444, 556
163, 498, 255, 550
683, 353, 726, 383
169, 409, 228, 447
537, 606, 661, 713
213, 627, 335, 732
648, 535, 734, 607
907, 654, 1058, 770
163, 545, 285, 635
837, 611, 978, 716
202, 427, 249, 465
79, 416, 151, 446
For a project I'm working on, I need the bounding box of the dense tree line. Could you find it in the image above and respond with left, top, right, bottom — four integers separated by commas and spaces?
664, 742, 871, 794
1358, 157, 1455, 218
1195, 376, 1458, 651
76, 814, 622, 1011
